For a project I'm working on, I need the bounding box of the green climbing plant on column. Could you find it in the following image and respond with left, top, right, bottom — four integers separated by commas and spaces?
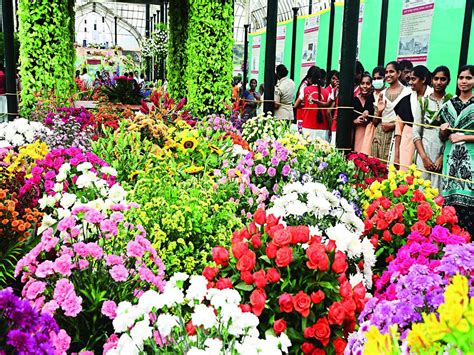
184, 0, 234, 116
18, 0, 75, 116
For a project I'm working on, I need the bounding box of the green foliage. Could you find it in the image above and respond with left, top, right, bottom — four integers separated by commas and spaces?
168, 0, 189, 99
18, 0, 75, 116
184, 0, 234, 116
0, 33, 20, 66
128, 165, 242, 275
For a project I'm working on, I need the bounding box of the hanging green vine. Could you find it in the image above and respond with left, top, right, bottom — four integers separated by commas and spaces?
18, 0, 75, 116
184, 0, 234, 116
168, 0, 189, 99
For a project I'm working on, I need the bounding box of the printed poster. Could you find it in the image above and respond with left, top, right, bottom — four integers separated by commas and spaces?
275, 26, 286, 66
338, 3, 365, 64
251, 36, 261, 80
397, 0, 435, 64
300, 16, 320, 81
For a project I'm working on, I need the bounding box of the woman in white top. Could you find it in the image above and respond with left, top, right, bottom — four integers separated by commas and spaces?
371, 61, 411, 161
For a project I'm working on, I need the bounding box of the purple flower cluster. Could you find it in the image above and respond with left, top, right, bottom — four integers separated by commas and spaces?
44, 107, 95, 130
0, 288, 70, 354
203, 114, 238, 134
436, 242, 474, 296
229, 109, 246, 132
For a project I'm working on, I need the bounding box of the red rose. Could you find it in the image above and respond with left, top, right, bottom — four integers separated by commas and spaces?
288, 225, 310, 243
313, 317, 331, 346
385, 255, 394, 263
442, 206, 458, 224
303, 326, 315, 338
301, 342, 315, 353
273, 229, 293, 247
370, 235, 379, 248
391, 223, 405, 236
341, 298, 357, 320
273, 319, 287, 335
339, 280, 353, 299
240, 304, 251, 312
332, 251, 348, 274
312, 348, 326, 355
266, 242, 278, 259
380, 197, 391, 210
412, 189, 426, 202
267, 224, 285, 239
398, 184, 409, 194
328, 302, 346, 325
376, 219, 389, 230
264, 214, 280, 233
434, 195, 444, 207
417, 202, 433, 221
436, 214, 447, 225
266, 267, 281, 283
411, 221, 431, 236
236, 250, 256, 272
393, 189, 401, 197
251, 235, 263, 249
253, 208, 266, 225
384, 210, 398, 224
216, 277, 233, 290
253, 270, 267, 289
366, 204, 377, 218
241, 271, 254, 285
202, 266, 219, 281
232, 241, 249, 259
353, 282, 366, 300
293, 291, 312, 317
306, 244, 329, 271
333, 338, 347, 355
394, 203, 405, 216
212, 246, 229, 266
406, 176, 414, 185
275, 246, 293, 267
278, 293, 293, 313
248, 221, 258, 235
231, 230, 243, 244
311, 290, 325, 304
326, 240, 336, 253
185, 321, 196, 335
382, 230, 393, 242
250, 289, 266, 316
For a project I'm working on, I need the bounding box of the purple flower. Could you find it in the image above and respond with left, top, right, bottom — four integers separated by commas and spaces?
254, 164, 266, 176
338, 173, 348, 184
267, 167, 277, 177
281, 165, 291, 177
270, 156, 279, 166
318, 162, 328, 170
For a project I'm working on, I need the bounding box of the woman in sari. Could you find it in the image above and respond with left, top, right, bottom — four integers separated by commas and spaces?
413, 66, 451, 190
371, 61, 411, 161
439, 65, 474, 235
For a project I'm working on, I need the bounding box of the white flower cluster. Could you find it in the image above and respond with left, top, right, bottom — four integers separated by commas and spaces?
0, 118, 49, 148
268, 181, 376, 288
141, 30, 168, 58
242, 113, 290, 146
37, 163, 125, 235
108, 273, 291, 355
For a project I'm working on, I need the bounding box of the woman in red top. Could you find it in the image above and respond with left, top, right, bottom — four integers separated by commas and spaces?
294, 67, 330, 141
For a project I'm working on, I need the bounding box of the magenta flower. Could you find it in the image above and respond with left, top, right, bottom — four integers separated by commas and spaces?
101, 300, 118, 319
110, 264, 129, 282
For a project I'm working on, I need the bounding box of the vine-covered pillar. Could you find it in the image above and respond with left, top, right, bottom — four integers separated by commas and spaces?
184, 0, 234, 116
18, 0, 75, 116
168, 0, 189, 98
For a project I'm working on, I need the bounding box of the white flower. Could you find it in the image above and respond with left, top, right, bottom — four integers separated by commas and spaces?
101, 166, 118, 176
56, 208, 71, 220
137, 290, 163, 313
349, 272, 365, 288
161, 285, 184, 308
108, 184, 127, 203
130, 317, 153, 348
186, 275, 208, 304
168, 272, 189, 288
38, 195, 57, 209
38, 214, 56, 234
187, 348, 207, 355
86, 198, 106, 212
23, 130, 35, 143
77, 162, 93, 172
11, 134, 25, 147
115, 333, 140, 355
60, 193, 77, 209
76, 171, 97, 188
156, 313, 178, 337
325, 224, 355, 253
192, 304, 217, 329
113, 302, 143, 333
53, 183, 64, 193
204, 338, 223, 352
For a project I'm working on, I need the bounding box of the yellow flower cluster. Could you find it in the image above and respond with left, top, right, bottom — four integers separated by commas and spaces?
363, 324, 400, 355
127, 114, 171, 144
407, 274, 474, 352
3, 140, 49, 178
365, 164, 439, 201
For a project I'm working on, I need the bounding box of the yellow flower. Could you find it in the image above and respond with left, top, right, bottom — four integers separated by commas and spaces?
209, 144, 223, 155
389, 164, 396, 172
363, 325, 396, 354
184, 165, 204, 174
414, 170, 422, 178
389, 182, 397, 191
180, 136, 199, 151
388, 171, 396, 181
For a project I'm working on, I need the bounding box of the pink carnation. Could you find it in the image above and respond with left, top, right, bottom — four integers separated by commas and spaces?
103, 334, 119, 353
62, 295, 82, 317
51, 329, 71, 354
54, 254, 73, 276
78, 259, 89, 269
25, 280, 47, 300
105, 255, 122, 266
35, 260, 54, 278
126, 241, 145, 258
109, 264, 129, 282
101, 300, 117, 319
42, 300, 59, 315
53, 278, 75, 304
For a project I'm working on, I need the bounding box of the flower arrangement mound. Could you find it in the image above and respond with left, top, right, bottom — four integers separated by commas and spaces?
0, 118, 49, 148
241, 113, 290, 147
267, 181, 375, 288
361, 274, 474, 354
205, 209, 367, 354
347, 227, 473, 354
127, 165, 242, 275
362, 165, 469, 274
14, 147, 166, 352
139, 88, 191, 126
0, 287, 70, 354
104, 273, 291, 354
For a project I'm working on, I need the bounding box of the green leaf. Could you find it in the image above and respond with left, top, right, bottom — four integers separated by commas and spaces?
235, 282, 255, 292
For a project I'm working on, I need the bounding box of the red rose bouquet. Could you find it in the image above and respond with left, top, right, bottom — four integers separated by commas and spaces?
205, 209, 367, 354
346, 152, 388, 189
363, 166, 468, 276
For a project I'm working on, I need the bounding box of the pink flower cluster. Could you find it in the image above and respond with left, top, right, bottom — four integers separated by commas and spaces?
15, 202, 166, 321
19, 147, 116, 204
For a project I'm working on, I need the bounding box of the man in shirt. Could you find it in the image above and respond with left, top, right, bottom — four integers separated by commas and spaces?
274, 64, 295, 120
79, 68, 92, 88
399, 60, 413, 86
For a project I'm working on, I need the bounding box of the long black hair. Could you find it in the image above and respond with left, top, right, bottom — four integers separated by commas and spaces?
296, 65, 319, 99
310, 67, 324, 123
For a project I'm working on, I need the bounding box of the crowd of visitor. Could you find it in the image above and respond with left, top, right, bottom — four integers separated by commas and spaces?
236, 60, 474, 235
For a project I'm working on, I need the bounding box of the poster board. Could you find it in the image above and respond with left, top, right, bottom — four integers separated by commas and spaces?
251, 36, 261, 80
276, 26, 286, 66
397, 0, 435, 65
300, 16, 320, 81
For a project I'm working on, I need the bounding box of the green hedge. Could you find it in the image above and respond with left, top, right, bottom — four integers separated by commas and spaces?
18, 0, 75, 116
